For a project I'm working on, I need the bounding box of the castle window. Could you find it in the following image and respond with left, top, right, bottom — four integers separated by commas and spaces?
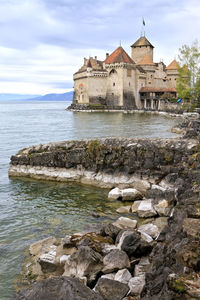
148, 82, 151, 84
127, 69, 132, 77
113, 82, 115, 86
129, 82, 131, 86
110, 69, 117, 75
163, 79, 166, 82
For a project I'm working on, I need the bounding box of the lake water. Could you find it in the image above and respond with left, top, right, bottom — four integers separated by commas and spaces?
0, 100, 180, 299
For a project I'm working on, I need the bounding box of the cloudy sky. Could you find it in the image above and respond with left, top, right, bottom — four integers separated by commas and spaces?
0, 0, 199, 95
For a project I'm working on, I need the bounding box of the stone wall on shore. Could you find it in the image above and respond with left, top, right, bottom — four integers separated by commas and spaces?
9, 138, 199, 189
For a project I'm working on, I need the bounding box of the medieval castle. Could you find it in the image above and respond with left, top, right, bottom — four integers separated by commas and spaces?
71, 35, 178, 110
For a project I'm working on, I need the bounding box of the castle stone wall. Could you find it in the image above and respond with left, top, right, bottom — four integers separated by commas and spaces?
132, 45, 153, 63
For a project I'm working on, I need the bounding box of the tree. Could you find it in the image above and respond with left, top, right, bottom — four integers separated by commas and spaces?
177, 40, 200, 105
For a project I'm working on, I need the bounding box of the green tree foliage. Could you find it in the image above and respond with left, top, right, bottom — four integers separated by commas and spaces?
177, 40, 200, 106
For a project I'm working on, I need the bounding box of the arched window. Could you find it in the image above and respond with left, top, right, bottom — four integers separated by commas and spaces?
109, 69, 117, 75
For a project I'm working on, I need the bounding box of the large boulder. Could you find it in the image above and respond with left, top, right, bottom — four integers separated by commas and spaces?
113, 217, 137, 230
108, 188, 122, 200
38, 245, 57, 273
137, 200, 157, 218
147, 185, 175, 202
134, 257, 151, 277
138, 224, 159, 239
128, 275, 145, 296
114, 268, 132, 284
100, 223, 120, 241
29, 236, 57, 256
153, 199, 172, 217
14, 276, 103, 300
118, 231, 153, 258
140, 232, 153, 243
95, 278, 129, 300
102, 249, 130, 274
118, 231, 141, 255
121, 188, 143, 201
63, 246, 103, 283
132, 200, 142, 213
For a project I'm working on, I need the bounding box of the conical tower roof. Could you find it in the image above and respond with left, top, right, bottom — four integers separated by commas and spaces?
131, 36, 154, 48
166, 59, 178, 70
104, 46, 135, 64
136, 54, 155, 66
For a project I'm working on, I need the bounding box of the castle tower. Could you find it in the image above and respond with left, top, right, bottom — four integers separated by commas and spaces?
131, 36, 154, 64
166, 59, 179, 88
104, 46, 137, 108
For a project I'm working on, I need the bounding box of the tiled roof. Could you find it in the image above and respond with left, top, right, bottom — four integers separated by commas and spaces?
140, 87, 177, 93
166, 59, 178, 70
104, 46, 135, 64
137, 55, 155, 66
131, 36, 154, 48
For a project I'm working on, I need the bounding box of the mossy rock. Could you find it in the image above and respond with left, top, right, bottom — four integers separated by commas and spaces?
71, 232, 113, 253
168, 278, 186, 294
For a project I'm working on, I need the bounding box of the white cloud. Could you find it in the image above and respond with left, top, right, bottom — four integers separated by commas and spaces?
0, 0, 199, 94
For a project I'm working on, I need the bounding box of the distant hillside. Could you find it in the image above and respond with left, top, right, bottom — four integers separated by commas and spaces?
30, 91, 73, 101
0, 94, 40, 101
0, 91, 74, 101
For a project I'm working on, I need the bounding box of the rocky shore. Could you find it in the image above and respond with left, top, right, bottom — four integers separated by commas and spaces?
10, 118, 200, 299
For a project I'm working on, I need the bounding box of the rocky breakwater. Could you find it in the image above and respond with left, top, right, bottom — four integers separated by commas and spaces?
8, 137, 199, 190
10, 134, 200, 299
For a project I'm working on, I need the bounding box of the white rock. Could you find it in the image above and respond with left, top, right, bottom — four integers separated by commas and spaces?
121, 188, 142, 201
134, 257, 150, 277
131, 179, 151, 194
138, 223, 159, 239
39, 246, 57, 265
113, 217, 137, 229
29, 236, 57, 256
108, 187, 122, 200
137, 199, 157, 218
132, 201, 142, 213
140, 232, 153, 243
153, 200, 171, 216
116, 206, 131, 214
128, 275, 145, 296
153, 217, 168, 232
102, 244, 118, 255
59, 255, 70, 264
114, 268, 132, 284
102, 249, 130, 274
151, 184, 166, 192
101, 273, 116, 280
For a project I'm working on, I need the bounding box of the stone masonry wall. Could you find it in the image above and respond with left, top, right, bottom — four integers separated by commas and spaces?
9, 138, 199, 188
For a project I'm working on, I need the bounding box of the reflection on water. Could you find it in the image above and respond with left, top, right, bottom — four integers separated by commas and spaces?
0, 101, 181, 299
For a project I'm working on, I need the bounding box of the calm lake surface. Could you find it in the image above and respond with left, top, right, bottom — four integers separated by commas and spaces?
0, 100, 181, 299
